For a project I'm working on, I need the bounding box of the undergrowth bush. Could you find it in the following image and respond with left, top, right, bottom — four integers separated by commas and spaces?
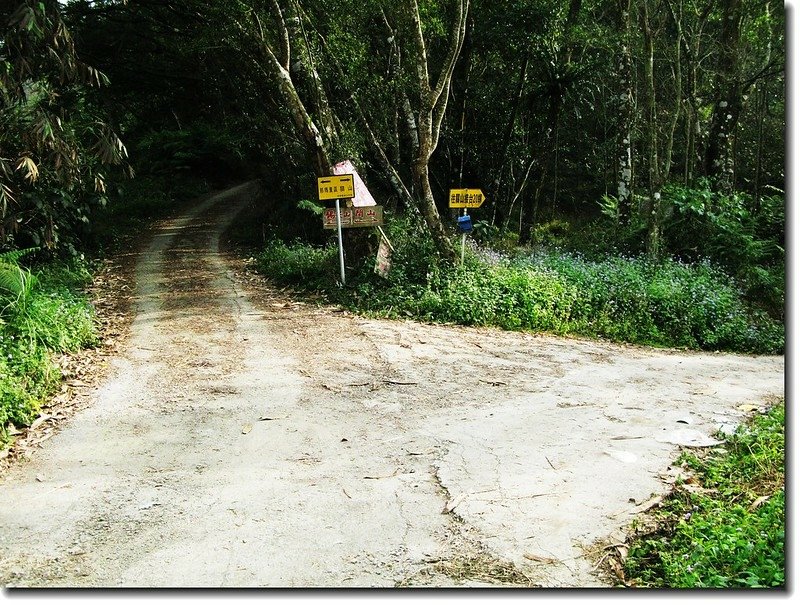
531, 252, 782, 353
624, 403, 785, 588
569, 185, 785, 320
1, 253, 97, 442
258, 239, 337, 284
256, 214, 783, 354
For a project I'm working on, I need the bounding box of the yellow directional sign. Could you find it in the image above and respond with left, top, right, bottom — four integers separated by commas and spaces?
449, 188, 485, 208
318, 174, 355, 200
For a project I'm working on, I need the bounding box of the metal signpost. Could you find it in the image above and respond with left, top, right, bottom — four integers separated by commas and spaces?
318, 175, 356, 285
449, 188, 485, 265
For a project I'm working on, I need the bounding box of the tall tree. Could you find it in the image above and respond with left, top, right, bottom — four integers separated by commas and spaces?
403, 0, 469, 262
615, 0, 634, 224
238, 0, 334, 178
703, 0, 743, 192
313, 0, 469, 262
638, 0, 684, 258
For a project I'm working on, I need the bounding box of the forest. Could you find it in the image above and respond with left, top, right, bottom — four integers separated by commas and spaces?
1, 0, 786, 418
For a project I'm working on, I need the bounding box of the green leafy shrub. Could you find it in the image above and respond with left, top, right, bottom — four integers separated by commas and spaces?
255, 220, 783, 354
624, 403, 785, 588
1, 255, 97, 443
258, 239, 337, 285
524, 251, 782, 353
567, 186, 784, 322
653, 184, 783, 318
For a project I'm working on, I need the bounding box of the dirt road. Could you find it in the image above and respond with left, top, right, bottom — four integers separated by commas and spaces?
0, 182, 784, 587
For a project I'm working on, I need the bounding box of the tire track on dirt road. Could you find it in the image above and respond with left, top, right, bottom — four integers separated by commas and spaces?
0, 182, 784, 587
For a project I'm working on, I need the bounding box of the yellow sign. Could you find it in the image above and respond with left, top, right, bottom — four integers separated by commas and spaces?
318, 174, 355, 200
449, 188, 485, 208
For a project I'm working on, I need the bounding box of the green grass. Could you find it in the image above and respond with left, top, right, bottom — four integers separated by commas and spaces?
1, 257, 98, 443
622, 403, 785, 588
255, 216, 784, 354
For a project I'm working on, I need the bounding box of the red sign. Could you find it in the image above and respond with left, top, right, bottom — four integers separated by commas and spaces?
323, 206, 384, 229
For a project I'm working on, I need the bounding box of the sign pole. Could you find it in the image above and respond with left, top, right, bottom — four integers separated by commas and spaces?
460, 208, 467, 266
335, 198, 346, 285
450, 188, 483, 267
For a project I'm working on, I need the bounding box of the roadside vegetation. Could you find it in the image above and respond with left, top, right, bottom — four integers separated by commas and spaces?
257, 189, 784, 355
620, 402, 785, 588
0, 251, 97, 445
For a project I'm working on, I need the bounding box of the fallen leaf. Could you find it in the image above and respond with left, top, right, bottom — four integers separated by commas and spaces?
678, 483, 716, 495
35, 475, 44, 482
748, 495, 770, 511
29, 433, 54, 446
442, 493, 466, 514
241, 424, 252, 435
258, 416, 286, 421
738, 404, 761, 413
30, 415, 51, 430
523, 553, 559, 564
364, 469, 400, 480
608, 557, 625, 582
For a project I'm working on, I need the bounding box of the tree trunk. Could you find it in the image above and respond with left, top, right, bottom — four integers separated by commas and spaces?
404, 0, 469, 264
247, 1, 332, 177
455, 13, 474, 187
662, 0, 683, 181
285, 0, 339, 154
270, 58, 331, 177
681, 0, 713, 186
640, 0, 662, 259
685, 34, 701, 185
616, 0, 634, 224
753, 80, 767, 212
518, 97, 561, 245
704, 0, 743, 193
490, 55, 529, 222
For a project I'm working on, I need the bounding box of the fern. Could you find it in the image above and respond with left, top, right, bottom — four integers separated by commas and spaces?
0, 247, 39, 312
0, 247, 38, 267
296, 199, 324, 216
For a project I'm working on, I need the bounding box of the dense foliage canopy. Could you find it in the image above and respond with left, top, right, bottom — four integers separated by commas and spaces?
0, 0, 785, 314
1, 0, 784, 255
